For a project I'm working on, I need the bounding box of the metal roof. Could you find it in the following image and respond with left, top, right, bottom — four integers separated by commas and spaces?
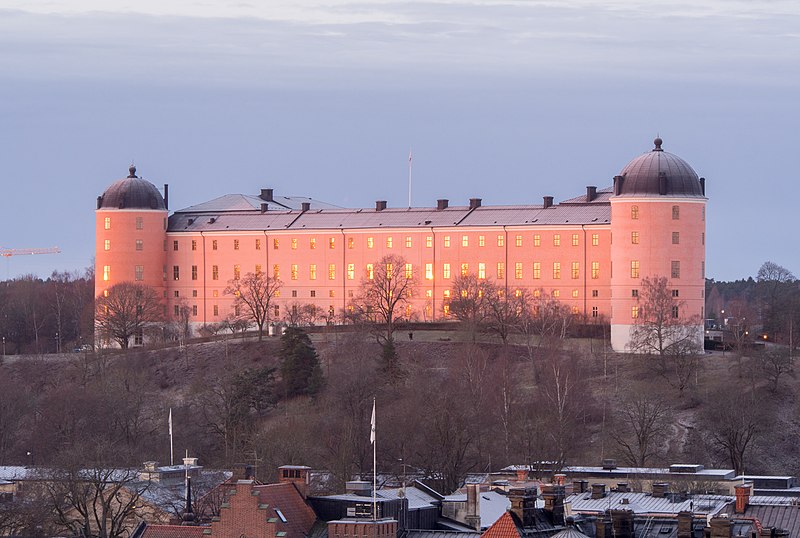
744, 504, 800, 535
178, 194, 343, 213
566, 492, 732, 517
616, 138, 704, 198
443, 490, 512, 529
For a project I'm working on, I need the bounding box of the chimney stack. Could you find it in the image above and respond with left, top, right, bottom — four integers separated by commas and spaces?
700, 177, 706, 196
709, 515, 733, 538
469, 198, 482, 210
677, 511, 693, 538
515, 469, 528, 482
260, 203, 268, 213
591, 483, 606, 499
652, 482, 669, 498
164, 184, 169, 210
543, 196, 554, 209
278, 465, 311, 498
301, 202, 311, 212
97, 196, 102, 209
260, 188, 274, 202
735, 483, 752, 514
586, 185, 597, 202
231, 463, 254, 481
613, 175, 624, 196
437, 199, 449, 210
595, 512, 612, 538
541, 484, 565, 526
465, 484, 481, 531
376, 200, 387, 211
508, 488, 537, 529
610, 510, 634, 538
572, 480, 588, 493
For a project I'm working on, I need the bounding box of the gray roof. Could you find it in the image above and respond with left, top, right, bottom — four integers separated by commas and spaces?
99, 167, 166, 210
566, 492, 732, 517
318, 485, 439, 510
178, 193, 343, 213
405, 531, 479, 538
443, 490, 511, 529
556, 464, 736, 480
616, 138, 704, 198
744, 504, 800, 534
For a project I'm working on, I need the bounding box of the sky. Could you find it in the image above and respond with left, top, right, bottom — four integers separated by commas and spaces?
0, 0, 798, 281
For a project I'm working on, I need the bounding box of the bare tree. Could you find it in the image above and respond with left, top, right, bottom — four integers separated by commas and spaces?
756, 347, 794, 392
702, 388, 766, 475
610, 388, 673, 467
285, 302, 324, 327
447, 273, 495, 340
224, 271, 282, 341
486, 288, 531, 345
95, 282, 163, 349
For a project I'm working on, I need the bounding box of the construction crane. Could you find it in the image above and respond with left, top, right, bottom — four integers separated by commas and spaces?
0, 246, 61, 258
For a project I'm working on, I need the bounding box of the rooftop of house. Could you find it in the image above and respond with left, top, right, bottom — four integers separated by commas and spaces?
565, 491, 732, 517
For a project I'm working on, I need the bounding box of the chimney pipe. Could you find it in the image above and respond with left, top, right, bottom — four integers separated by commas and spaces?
586, 185, 597, 202
164, 184, 169, 210
613, 175, 624, 196
508, 488, 537, 529
677, 511, 693, 538
301, 202, 310, 212
437, 199, 449, 210
709, 515, 733, 538
260, 203, 268, 213
591, 483, 606, 499
700, 177, 706, 196
652, 482, 669, 498
543, 196, 554, 209
735, 483, 752, 514
572, 480, 588, 493
376, 200, 387, 211
610, 509, 634, 538
469, 198, 482, 210
515, 469, 527, 482
260, 188, 274, 202
97, 196, 102, 210
465, 484, 481, 531
540, 484, 565, 527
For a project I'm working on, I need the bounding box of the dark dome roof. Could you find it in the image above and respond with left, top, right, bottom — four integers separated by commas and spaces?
616, 138, 704, 197
98, 166, 166, 210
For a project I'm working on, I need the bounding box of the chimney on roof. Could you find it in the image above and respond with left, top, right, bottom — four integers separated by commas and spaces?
591, 483, 606, 499
677, 511, 694, 538
515, 469, 528, 482
586, 185, 597, 202
573, 480, 588, 493
613, 175, 624, 196
652, 482, 669, 498
595, 512, 613, 538
465, 484, 481, 531
541, 484, 565, 527
376, 200, 387, 211
610, 509, 634, 538
260, 203, 268, 213
735, 483, 753, 514
231, 463, 254, 481
543, 196, 554, 209
709, 515, 733, 538
260, 188, 274, 202
301, 202, 311, 212
279, 465, 311, 498
508, 488, 537, 529
553, 474, 566, 486
164, 184, 169, 210
97, 196, 102, 209
700, 177, 706, 196
469, 198, 481, 210
616, 482, 629, 493
437, 199, 449, 210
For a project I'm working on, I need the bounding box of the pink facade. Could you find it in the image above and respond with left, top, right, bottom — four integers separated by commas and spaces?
95, 140, 707, 351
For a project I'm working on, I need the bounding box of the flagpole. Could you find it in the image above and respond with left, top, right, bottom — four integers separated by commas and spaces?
371, 397, 377, 521
408, 149, 412, 208
169, 408, 174, 466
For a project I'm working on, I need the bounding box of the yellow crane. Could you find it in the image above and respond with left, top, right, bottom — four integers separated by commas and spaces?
0, 246, 61, 257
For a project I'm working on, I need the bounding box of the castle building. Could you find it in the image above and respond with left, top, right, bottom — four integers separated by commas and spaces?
95, 138, 707, 351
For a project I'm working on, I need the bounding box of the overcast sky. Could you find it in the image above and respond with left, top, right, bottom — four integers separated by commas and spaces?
0, 0, 798, 281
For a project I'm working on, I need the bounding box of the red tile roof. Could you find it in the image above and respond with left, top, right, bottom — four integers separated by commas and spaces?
254, 482, 318, 538
141, 525, 206, 538
481, 512, 520, 538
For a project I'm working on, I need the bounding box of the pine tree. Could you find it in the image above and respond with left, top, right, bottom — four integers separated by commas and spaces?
279, 327, 324, 397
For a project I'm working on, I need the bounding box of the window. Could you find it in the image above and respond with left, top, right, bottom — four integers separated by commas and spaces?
163, 265, 167, 281
460, 263, 469, 277
672, 232, 680, 244
310, 290, 316, 298
571, 262, 579, 279
192, 305, 198, 317
533, 262, 541, 279
386, 263, 393, 278
702, 232, 705, 245
367, 237, 374, 248
367, 264, 374, 280
631, 205, 639, 219
592, 306, 598, 317
135, 265, 143, 281
348, 290, 354, 298
426, 236, 433, 248
425, 263, 433, 280
310, 238, 316, 249
478, 263, 486, 279
702, 261, 705, 277
443, 304, 450, 316
497, 262, 505, 279
444, 290, 451, 299
213, 290, 218, 297
233, 264, 240, 280
592, 261, 599, 279
672, 205, 680, 220
497, 235, 504, 247
533, 289, 541, 298
533, 234, 540, 247
233, 239, 239, 250
275, 305, 281, 316
173, 240, 179, 251
173, 266, 180, 280
328, 264, 335, 280
553, 234, 561, 246
386, 236, 393, 248
672, 289, 679, 298
632, 289, 639, 297
552, 289, 560, 298
191, 265, 198, 280
515, 262, 523, 279
572, 289, 579, 298
405, 236, 412, 248
329, 237, 335, 249
426, 289, 432, 298
104, 217, 111, 230
273, 264, 279, 278
192, 240, 197, 251
212, 265, 219, 280
462, 235, 469, 247
444, 236, 451, 248
174, 305, 180, 317
347, 264, 355, 280
329, 290, 335, 298
310, 264, 317, 280
672, 305, 679, 318
572, 234, 579, 246
292, 290, 298, 298
671, 260, 680, 278
630, 260, 640, 278
443, 263, 451, 279
213, 305, 219, 316
405, 263, 413, 279
553, 262, 561, 279
478, 235, 485, 247
348, 237, 354, 249
631, 231, 639, 244
135, 217, 143, 230
592, 234, 599, 246
136, 240, 143, 251
516, 235, 523, 247
592, 289, 599, 297
192, 290, 197, 297
632, 306, 639, 318
104, 239, 110, 251
291, 264, 298, 280
292, 238, 298, 249
212, 240, 218, 250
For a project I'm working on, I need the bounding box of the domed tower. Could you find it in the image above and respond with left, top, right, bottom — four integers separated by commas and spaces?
609, 138, 707, 352
95, 165, 168, 314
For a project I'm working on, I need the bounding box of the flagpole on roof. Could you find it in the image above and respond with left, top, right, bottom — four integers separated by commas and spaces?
371, 397, 377, 521
169, 408, 174, 466
408, 149, 413, 208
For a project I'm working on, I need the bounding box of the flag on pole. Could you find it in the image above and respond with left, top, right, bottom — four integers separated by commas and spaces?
408, 150, 412, 164
370, 399, 376, 444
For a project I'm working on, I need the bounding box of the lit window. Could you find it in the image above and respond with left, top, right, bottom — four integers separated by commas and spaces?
572, 234, 579, 246
630, 260, 640, 278
233, 239, 239, 250
460, 263, 469, 277
310, 264, 317, 280
213, 290, 218, 297
497, 262, 505, 279
671, 260, 680, 278
329, 237, 335, 249
631, 205, 639, 219
632, 306, 639, 318
291, 264, 298, 280
212, 265, 219, 280
572, 289, 579, 298
348, 237, 354, 249
405, 236, 412, 248
572, 306, 579, 314
273, 264, 279, 278
135, 217, 143, 230
462, 235, 469, 247
672, 232, 680, 244
310, 238, 316, 249
444, 290, 451, 298
104, 239, 110, 251
173, 240, 179, 251
672, 205, 680, 220
443, 263, 451, 279
515, 262, 523, 279
425, 263, 433, 280
367, 264, 374, 280
292, 238, 297, 250
516, 235, 523, 247
173, 266, 180, 280
478, 235, 485, 247
592, 262, 599, 279
328, 264, 335, 280
533, 262, 541, 279
478, 263, 486, 279
552, 289, 560, 298
163, 265, 167, 281
136, 240, 143, 251
533, 234, 540, 247
386, 263, 393, 278
533, 289, 541, 298
104, 217, 111, 230
192, 240, 197, 251
571, 262, 579, 279
444, 236, 451, 248
135, 265, 143, 281
347, 264, 355, 280
212, 240, 218, 250
497, 235, 504, 247
367, 237, 374, 249
631, 231, 639, 244
426, 236, 433, 248
553, 262, 561, 279
405, 263, 413, 279
592, 234, 599, 246
426, 289, 432, 298
386, 237, 393, 248
443, 304, 450, 316
553, 234, 561, 246
329, 290, 335, 298
192, 265, 198, 280
233, 264, 240, 280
